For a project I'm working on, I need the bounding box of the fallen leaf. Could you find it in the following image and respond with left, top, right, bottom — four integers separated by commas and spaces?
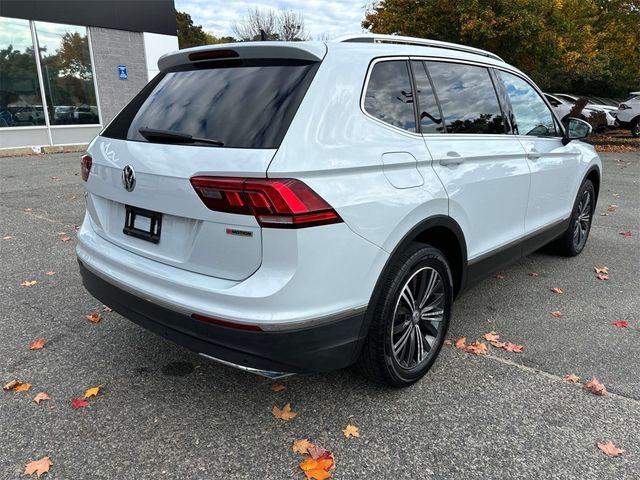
550, 287, 564, 294
101, 305, 112, 313
24, 456, 53, 478
494, 274, 505, 279
342, 424, 360, 438
60, 235, 72, 242
563, 373, 580, 383
594, 266, 609, 274
3, 379, 20, 390
597, 441, 624, 457
607, 205, 618, 212
528, 272, 539, 277
83, 385, 102, 399
611, 320, 629, 328
2, 235, 12, 240
72, 224, 80, 231
483, 332, 500, 343
15, 383, 32, 392
503, 343, 524, 353
292, 438, 315, 455
299, 459, 332, 480
489, 340, 506, 348
21, 280, 37, 287
272, 403, 297, 421
33, 392, 50, 404
71, 398, 89, 409
308, 444, 333, 461
24, 208, 32, 212
463, 341, 488, 356
271, 383, 286, 393
619, 230, 632, 237
29, 339, 46, 350
443, 340, 452, 347
454, 337, 466, 349
551, 311, 563, 318
45, 271, 56, 276
584, 377, 608, 396
85, 312, 102, 323
596, 274, 609, 280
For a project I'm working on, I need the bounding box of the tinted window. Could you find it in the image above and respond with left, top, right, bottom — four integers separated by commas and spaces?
500, 71, 557, 137
364, 60, 416, 132
412, 61, 444, 134
102, 59, 319, 149
426, 62, 505, 134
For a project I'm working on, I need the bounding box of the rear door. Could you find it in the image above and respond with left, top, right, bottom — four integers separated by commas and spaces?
420, 60, 531, 263
86, 55, 320, 281
497, 70, 580, 233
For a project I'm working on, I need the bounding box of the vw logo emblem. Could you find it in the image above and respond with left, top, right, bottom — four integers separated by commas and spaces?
122, 165, 136, 192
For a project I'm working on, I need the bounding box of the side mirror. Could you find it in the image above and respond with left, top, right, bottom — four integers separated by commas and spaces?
562, 117, 592, 145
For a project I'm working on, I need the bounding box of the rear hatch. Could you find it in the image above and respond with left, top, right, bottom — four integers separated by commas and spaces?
84, 43, 325, 281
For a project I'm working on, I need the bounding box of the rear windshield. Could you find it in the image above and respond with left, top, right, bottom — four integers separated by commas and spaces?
102, 59, 319, 149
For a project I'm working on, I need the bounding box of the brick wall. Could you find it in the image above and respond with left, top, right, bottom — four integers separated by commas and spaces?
89, 27, 148, 125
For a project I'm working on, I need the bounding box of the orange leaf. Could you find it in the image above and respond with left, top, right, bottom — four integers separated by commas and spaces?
316, 458, 334, 470
342, 424, 360, 438
550, 311, 562, 318
597, 441, 624, 457
71, 398, 89, 409
83, 385, 102, 399
30, 339, 46, 350
489, 340, 505, 348
611, 320, 628, 328
24, 456, 53, 478
21, 280, 37, 287
292, 438, 314, 455
463, 341, 488, 356
85, 312, 102, 323
3, 379, 20, 391
299, 458, 319, 471
594, 266, 609, 274
503, 342, 524, 353
563, 373, 580, 383
550, 287, 563, 294
606, 205, 618, 212
15, 383, 32, 392
584, 377, 608, 396
454, 337, 466, 349
272, 403, 297, 421
305, 468, 332, 480
308, 444, 333, 462
60, 235, 73, 242
33, 392, 50, 404
271, 383, 286, 393
483, 332, 500, 342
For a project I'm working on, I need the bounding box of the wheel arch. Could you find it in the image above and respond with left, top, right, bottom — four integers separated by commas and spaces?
584, 164, 601, 208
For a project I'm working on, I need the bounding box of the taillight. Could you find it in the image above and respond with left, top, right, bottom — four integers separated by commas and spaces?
81, 154, 92, 181
190, 177, 342, 228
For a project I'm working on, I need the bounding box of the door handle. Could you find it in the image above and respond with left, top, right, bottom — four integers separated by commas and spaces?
440, 152, 464, 166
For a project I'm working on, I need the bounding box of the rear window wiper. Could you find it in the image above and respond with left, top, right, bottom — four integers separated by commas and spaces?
138, 127, 224, 146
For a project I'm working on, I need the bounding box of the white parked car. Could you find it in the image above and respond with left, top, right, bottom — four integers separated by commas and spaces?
615, 92, 640, 137
77, 34, 601, 387
553, 93, 616, 128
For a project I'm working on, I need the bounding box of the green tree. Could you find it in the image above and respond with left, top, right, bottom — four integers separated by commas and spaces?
176, 10, 211, 48
363, 0, 639, 96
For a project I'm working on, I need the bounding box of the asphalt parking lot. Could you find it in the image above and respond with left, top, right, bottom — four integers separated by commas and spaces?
1, 151, 638, 479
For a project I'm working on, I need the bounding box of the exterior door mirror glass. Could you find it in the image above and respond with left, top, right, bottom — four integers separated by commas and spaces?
564, 117, 592, 142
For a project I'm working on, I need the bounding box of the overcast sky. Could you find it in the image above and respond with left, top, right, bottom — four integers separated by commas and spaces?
174, 0, 370, 39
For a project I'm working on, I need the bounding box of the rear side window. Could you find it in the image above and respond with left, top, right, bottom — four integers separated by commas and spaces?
102, 59, 319, 149
499, 71, 557, 137
364, 60, 416, 132
426, 62, 505, 134
412, 61, 444, 134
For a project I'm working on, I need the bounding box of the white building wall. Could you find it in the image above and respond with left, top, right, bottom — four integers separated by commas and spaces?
143, 32, 179, 80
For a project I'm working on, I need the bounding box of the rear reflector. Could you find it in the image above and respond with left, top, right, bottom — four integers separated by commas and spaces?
191, 313, 263, 332
188, 49, 239, 61
190, 177, 342, 228
81, 153, 92, 181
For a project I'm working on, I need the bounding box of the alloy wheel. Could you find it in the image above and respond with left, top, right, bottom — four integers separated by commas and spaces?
573, 190, 592, 250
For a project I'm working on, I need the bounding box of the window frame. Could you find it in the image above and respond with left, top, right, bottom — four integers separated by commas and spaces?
410, 59, 446, 135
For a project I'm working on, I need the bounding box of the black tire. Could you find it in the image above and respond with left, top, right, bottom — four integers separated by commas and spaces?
554, 180, 595, 256
358, 243, 453, 387
631, 118, 640, 138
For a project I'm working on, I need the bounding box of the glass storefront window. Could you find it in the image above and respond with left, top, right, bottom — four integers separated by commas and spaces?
34, 21, 99, 125
0, 17, 44, 128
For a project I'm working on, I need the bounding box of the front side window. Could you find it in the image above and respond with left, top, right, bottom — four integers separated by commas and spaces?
34, 21, 98, 125
0, 17, 44, 128
500, 71, 557, 137
411, 61, 444, 134
364, 60, 416, 132
426, 61, 505, 134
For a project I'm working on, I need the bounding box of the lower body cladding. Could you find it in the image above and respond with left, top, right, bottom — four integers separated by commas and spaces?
79, 261, 367, 376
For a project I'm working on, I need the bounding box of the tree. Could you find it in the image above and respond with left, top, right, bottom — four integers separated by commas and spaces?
233, 7, 310, 41
362, 0, 640, 97
176, 10, 211, 48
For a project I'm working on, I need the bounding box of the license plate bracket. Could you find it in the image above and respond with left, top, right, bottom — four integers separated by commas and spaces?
123, 205, 162, 244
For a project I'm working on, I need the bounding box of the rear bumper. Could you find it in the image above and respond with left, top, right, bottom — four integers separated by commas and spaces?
79, 261, 367, 373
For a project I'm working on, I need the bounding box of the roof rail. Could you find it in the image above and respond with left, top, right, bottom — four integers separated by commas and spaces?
332, 34, 504, 63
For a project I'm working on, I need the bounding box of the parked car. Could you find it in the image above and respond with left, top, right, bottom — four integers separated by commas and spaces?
54, 106, 75, 123
615, 92, 640, 137
77, 35, 601, 387
13, 105, 45, 125
73, 105, 99, 124
553, 93, 616, 128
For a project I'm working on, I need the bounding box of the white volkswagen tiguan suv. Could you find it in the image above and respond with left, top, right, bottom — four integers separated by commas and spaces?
77, 35, 601, 387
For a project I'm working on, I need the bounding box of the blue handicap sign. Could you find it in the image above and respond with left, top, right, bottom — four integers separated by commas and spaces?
118, 65, 128, 80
